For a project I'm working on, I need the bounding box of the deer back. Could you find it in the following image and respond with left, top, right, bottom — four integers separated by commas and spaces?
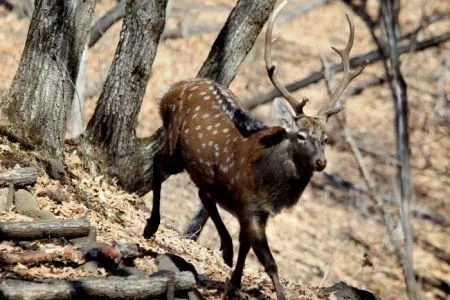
159, 79, 290, 209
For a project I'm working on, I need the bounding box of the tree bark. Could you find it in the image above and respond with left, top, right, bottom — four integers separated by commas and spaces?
83, 0, 168, 161
88, 0, 127, 48
0, 272, 195, 300
0, 0, 95, 160
197, 0, 276, 84
0, 219, 90, 240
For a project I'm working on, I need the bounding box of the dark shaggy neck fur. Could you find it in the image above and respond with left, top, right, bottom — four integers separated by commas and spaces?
212, 82, 267, 137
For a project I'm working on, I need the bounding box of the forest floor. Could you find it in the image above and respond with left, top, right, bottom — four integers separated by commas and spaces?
0, 0, 449, 299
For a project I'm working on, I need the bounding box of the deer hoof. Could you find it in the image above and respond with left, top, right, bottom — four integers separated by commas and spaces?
143, 216, 160, 239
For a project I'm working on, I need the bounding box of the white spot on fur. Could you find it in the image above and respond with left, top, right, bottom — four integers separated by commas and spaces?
196, 125, 201, 130
207, 125, 212, 130
198, 133, 203, 139
195, 105, 201, 111
212, 130, 218, 135
223, 128, 229, 133
202, 113, 210, 119
184, 128, 190, 134
204, 96, 211, 101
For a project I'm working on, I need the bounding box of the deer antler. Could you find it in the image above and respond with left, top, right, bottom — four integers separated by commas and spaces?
317, 14, 367, 121
265, 0, 308, 118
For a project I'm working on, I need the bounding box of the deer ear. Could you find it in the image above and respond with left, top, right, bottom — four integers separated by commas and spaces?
273, 98, 296, 131
258, 126, 287, 148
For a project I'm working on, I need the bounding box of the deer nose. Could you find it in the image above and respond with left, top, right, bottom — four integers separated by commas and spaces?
315, 158, 326, 171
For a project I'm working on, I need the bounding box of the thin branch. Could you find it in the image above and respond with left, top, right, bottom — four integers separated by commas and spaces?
246, 32, 450, 109
88, 0, 126, 48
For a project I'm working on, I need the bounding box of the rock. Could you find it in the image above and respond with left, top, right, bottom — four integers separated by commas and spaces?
78, 261, 99, 274
157, 253, 198, 281
157, 254, 203, 300
14, 189, 40, 215
69, 226, 97, 246
322, 282, 379, 300
35, 210, 56, 220
0, 187, 9, 211
116, 266, 149, 278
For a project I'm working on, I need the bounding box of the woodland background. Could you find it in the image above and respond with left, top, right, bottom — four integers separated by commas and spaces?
0, 0, 448, 299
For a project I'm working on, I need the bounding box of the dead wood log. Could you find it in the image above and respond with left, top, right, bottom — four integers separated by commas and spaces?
0, 167, 38, 187
0, 246, 83, 266
0, 219, 90, 241
0, 243, 144, 267
0, 272, 196, 300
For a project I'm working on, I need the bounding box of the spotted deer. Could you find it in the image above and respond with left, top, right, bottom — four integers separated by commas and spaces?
143, 1, 365, 298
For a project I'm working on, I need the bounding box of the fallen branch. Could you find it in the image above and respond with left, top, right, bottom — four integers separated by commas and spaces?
0, 219, 90, 240
0, 167, 38, 187
246, 31, 450, 108
0, 246, 84, 266
0, 242, 141, 267
0, 272, 195, 300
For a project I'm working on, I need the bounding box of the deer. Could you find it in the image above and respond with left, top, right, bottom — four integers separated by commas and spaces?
143, 1, 366, 299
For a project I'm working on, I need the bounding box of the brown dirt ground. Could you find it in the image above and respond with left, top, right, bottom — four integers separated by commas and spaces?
0, 0, 449, 299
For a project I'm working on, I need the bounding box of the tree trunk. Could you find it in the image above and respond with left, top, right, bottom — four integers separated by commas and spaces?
197, 0, 277, 84
82, 0, 168, 163
0, 0, 96, 159
382, 1, 419, 299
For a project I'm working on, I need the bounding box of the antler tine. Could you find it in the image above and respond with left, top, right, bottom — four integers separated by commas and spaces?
318, 14, 367, 121
265, 0, 308, 118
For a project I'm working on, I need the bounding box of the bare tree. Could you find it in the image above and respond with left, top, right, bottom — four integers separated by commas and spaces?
381, 1, 419, 299
0, 0, 95, 160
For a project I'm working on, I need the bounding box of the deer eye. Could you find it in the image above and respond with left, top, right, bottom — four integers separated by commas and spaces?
297, 132, 307, 142
323, 136, 328, 144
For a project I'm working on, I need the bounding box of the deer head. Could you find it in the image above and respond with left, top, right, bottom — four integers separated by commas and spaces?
266, 0, 366, 172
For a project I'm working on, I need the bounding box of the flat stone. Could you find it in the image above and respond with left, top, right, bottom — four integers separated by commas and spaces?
0, 187, 9, 211
78, 261, 99, 274
116, 266, 148, 278
14, 189, 40, 215
35, 210, 56, 220
322, 282, 379, 300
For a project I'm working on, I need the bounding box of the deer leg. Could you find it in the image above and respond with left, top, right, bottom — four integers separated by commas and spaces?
230, 229, 250, 288
247, 215, 285, 300
198, 190, 233, 267
143, 153, 163, 239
